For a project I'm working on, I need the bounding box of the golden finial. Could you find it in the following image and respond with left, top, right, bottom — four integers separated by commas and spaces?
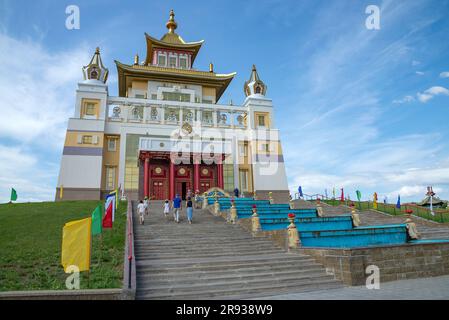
166, 9, 177, 33
209, 62, 214, 73
134, 53, 139, 65
95, 47, 100, 54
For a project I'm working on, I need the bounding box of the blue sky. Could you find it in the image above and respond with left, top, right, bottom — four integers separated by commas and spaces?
1, 0, 449, 203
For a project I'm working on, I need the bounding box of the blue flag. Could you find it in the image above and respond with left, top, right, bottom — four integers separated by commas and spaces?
396, 195, 401, 209
298, 186, 303, 197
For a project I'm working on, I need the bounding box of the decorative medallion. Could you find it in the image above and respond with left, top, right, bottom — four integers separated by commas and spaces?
179, 168, 186, 175
155, 167, 162, 174
159, 142, 165, 147
202, 168, 209, 175
181, 122, 193, 135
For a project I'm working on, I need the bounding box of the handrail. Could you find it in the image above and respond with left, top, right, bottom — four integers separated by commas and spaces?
127, 202, 133, 289
296, 193, 330, 201
321, 198, 449, 223
122, 198, 136, 299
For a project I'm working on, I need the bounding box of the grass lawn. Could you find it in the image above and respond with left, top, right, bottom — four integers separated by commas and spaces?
0, 200, 127, 291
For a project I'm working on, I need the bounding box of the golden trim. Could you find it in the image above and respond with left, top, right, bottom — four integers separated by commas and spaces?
115, 60, 236, 101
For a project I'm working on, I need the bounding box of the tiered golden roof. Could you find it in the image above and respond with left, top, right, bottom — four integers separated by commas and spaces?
115, 10, 236, 101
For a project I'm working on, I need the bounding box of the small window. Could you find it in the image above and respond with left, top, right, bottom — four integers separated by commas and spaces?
135, 94, 145, 99
108, 138, 116, 152
179, 57, 187, 69
158, 55, 166, 66
169, 56, 177, 68
239, 145, 248, 157
82, 135, 93, 144
260, 143, 270, 152
85, 103, 96, 116
151, 94, 157, 100
258, 115, 266, 127
106, 167, 116, 190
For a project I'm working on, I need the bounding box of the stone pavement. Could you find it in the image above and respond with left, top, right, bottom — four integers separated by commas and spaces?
252, 275, 449, 300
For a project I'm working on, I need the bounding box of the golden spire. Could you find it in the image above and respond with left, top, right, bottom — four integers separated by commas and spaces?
209, 62, 214, 73
134, 53, 139, 65
166, 9, 177, 34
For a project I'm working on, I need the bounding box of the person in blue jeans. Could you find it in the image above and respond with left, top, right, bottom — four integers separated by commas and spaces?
186, 196, 193, 224
172, 194, 182, 223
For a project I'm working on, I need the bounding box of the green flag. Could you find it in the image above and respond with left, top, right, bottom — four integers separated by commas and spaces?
356, 190, 362, 202
91, 204, 102, 235
10, 188, 17, 202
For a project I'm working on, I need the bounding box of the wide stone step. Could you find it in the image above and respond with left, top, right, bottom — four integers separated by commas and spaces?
135, 246, 279, 254
134, 237, 270, 244
135, 249, 284, 260
136, 259, 321, 274
137, 264, 326, 281
136, 278, 342, 300
138, 268, 331, 287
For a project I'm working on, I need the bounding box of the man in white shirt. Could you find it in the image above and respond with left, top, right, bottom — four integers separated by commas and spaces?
137, 200, 146, 225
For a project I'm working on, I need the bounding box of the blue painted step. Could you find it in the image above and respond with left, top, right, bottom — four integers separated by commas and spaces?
300, 224, 408, 248
260, 215, 354, 232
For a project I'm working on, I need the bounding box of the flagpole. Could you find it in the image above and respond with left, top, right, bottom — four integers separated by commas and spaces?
98, 233, 103, 266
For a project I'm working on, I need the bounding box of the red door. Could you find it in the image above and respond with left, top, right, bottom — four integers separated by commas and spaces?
151, 180, 167, 200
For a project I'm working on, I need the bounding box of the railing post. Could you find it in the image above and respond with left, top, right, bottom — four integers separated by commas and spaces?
287, 213, 300, 251
251, 205, 261, 236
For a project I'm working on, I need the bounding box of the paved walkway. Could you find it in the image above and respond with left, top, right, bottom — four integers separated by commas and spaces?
252, 275, 449, 300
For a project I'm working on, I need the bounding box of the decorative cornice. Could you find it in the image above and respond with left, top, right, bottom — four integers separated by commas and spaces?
115, 60, 236, 101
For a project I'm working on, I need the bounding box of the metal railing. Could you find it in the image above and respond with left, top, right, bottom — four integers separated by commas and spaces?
318, 198, 449, 223
122, 198, 136, 299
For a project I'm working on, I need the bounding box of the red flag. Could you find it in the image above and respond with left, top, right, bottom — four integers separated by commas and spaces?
102, 200, 113, 228
340, 188, 345, 202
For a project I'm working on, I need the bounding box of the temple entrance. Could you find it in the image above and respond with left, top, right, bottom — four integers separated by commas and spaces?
181, 182, 187, 200
176, 181, 191, 200
139, 151, 225, 200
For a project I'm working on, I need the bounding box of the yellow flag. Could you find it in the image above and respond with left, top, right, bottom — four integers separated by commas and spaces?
61, 217, 92, 273
373, 192, 378, 209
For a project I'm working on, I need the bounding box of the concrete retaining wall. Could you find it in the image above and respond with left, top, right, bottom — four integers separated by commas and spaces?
237, 218, 449, 286
300, 242, 449, 286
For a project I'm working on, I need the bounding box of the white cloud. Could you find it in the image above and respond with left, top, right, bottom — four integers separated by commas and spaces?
0, 145, 57, 202
417, 86, 449, 103
415, 71, 425, 76
0, 31, 97, 202
393, 95, 415, 104
387, 185, 443, 200
440, 71, 449, 78
412, 60, 421, 66
0, 32, 90, 148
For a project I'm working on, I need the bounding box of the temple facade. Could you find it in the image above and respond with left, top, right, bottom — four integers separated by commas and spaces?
56, 10, 289, 201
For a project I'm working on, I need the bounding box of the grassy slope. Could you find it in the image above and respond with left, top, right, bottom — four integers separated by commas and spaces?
0, 200, 127, 291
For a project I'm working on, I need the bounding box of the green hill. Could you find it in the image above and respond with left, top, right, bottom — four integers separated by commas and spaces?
0, 200, 127, 291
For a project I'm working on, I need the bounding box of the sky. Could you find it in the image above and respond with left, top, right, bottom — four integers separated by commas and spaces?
0, 0, 448, 203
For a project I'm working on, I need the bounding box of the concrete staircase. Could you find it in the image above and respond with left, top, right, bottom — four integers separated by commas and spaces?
133, 201, 342, 300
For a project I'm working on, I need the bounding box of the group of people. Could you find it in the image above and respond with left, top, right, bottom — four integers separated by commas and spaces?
137, 189, 202, 225
137, 187, 242, 225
